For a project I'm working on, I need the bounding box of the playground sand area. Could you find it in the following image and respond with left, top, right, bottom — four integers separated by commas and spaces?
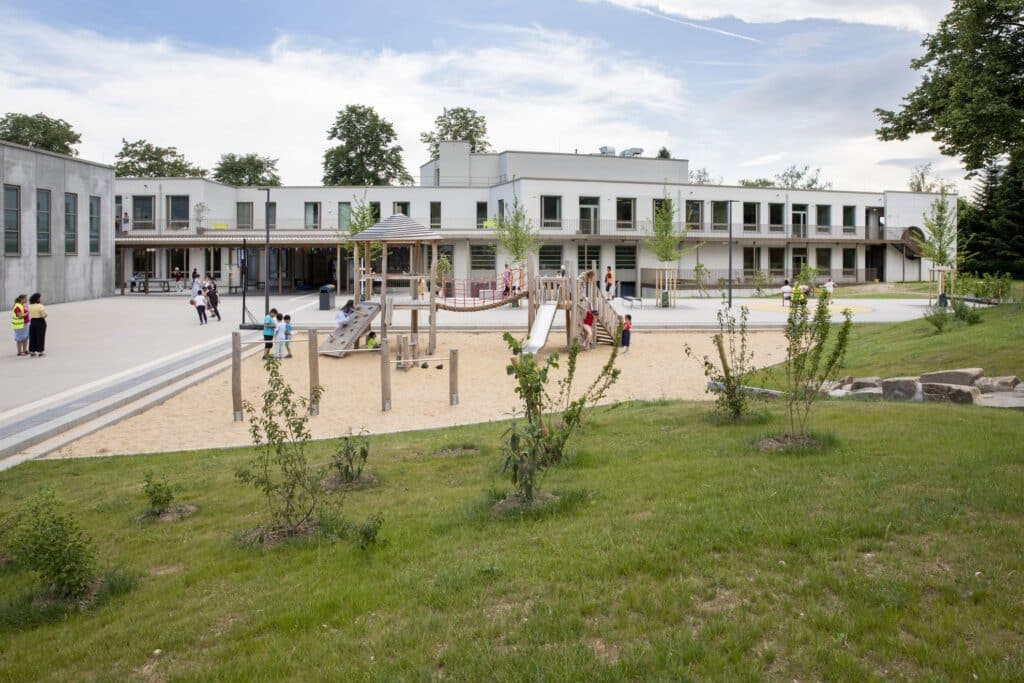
49, 330, 787, 459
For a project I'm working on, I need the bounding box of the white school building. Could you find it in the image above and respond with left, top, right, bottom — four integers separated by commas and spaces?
113, 141, 951, 296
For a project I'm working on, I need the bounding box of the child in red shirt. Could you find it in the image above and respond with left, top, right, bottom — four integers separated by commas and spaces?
621, 314, 631, 353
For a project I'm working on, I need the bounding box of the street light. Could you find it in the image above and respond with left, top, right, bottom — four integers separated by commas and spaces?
259, 187, 271, 315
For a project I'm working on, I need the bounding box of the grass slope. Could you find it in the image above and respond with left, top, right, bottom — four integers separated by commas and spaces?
1, 400, 1022, 680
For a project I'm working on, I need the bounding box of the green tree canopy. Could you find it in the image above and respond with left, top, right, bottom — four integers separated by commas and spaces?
0, 112, 81, 156
656, 146, 671, 159
875, 0, 1024, 173
114, 139, 207, 178
736, 165, 833, 189
914, 191, 958, 267
212, 153, 281, 186
738, 178, 774, 188
493, 195, 538, 264
908, 162, 956, 193
323, 105, 412, 186
688, 167, 719, 184
420, 106, 492, 159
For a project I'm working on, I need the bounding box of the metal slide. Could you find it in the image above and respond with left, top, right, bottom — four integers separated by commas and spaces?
319, 302, 382, 358
522, 302, 558, 355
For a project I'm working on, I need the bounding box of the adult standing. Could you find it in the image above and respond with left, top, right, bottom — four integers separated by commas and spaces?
190, 274, 202, 300
604, 266, 615, 300
121, 212, 131, 231
28, 293, 47, 357
263, 308, 278, 358
11, 294, 29, 357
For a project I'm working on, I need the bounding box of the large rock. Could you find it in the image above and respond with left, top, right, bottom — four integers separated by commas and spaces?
919, 368, 984, 386
922, 382, 980, 404
977, 392, 1024, 410
848, 387, 883, 400
881, 377, 920, 401
850, 377, 882, 390
974, 376, 1021, 394
828, 389, 850, 399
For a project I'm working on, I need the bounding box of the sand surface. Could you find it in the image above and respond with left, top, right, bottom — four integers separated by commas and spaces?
50, 331, 787, 458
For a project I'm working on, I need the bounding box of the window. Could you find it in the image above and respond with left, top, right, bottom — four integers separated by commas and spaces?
538, 244, 563, 271
304, 202, 321, 229
167, 195, 189, 229
497, 199, 505, 223
843, 205, 856, 234
615, 245, 637, 270
769, 203, 785, 231
842, 247, 856, 275
337, 202, 351, 231
89, 196, 100, 254
711, 201, 728, 230
743, 247, 761, 274
430, 201, 442, 230
769, 247, 785, 275
36, 189, 50, 254
267, 202, 277, 229
469, 244, 496, 270
236, 202, 253, 229
816, 205, 831, 232
578, 244, 600, 271
132, 195, 154, 229
393, 201, 409, 216
3, 185, 19, 254
64, 193, 78, 254
115, 195, 122, 231
541, 196, 561, 228
816, 248, 832, 272
685, 200, 703, 228
204, 248, 222, 279
476, 201, 488, 230
616, 198, 635, 229
369, 202, 381, 222
653, 197, 673, 220
167, 248, 188, 274
742, 202, 759, 231
133, 249, 155, 277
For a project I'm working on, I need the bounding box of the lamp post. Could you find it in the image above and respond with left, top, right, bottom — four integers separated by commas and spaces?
259, 187, 271, 315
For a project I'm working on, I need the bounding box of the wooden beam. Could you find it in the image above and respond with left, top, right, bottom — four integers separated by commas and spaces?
308, 328, 320, 416
231, 332, 243, 421
380, 337, 391, 412
449, 348, 459, 406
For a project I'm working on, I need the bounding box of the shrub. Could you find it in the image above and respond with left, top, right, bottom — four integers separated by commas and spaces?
330, 429, 370, 484
356, 513, 385, 550
6, 491, 96, 600
753, 270, 771, 297
783, 295, 853, 437
501, 332, 620, 501
685, 302, 756, 421
952, 299, 982, 325
142, 471, 174, 515
236, 357, 325, 534
922, 305, 950, 333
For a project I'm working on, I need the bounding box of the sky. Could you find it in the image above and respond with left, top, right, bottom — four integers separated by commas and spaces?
0, 0, 965, 191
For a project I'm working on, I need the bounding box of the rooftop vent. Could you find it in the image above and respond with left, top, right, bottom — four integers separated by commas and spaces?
598, 146, 616, 156
621, 147, 644, 157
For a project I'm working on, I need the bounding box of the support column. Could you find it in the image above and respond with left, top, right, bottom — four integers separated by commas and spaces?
308, 329, 320, 416
429, 241, 438, 355
380, 337, 391, 412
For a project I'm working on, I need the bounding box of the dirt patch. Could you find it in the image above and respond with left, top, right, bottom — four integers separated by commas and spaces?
490, 493, 560, 516
137, 504, 198, 523
699, 587, 741, 613
238, 519, 319, 548
586, 637, 620, 664
0, 553, 13, 569
135, 651, 166, 683
147, 565, 184, 577
484, 598, 533, 624
319, 471, 378, 493
630, 510, 654, 521
434, 446, 480, 458
757, 434, 823, 452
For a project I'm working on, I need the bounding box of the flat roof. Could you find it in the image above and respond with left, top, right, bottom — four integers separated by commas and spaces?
0, 139, 114, 170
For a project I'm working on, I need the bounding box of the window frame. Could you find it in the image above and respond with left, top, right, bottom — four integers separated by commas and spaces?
615, 197, 636, 230
842, 205, 857, 234
3, 184, 20, 255
430, 201, 442, 230
236, 202, 254, 230
711, 201, 728, 230
842, 247, 856, 276
815, 247, 832, 272
742, 202, 760, 231
768, 203, 785, 231
304, 202, 321, 230
541, 195, 562, 228
131, 195, 155, 229
815, 205, 832, 233
166, 195, 190, 230
538, 244, 563, 271
476, 201, 488, 230
577, 244, 601, 271
64, 192, 78, 255
685, 200, 703, 228
89, 195, 101, 254
392, 201, 410, 216
36, 188, 50, 254
266, 202, 277, 230
469, 244, 497, 271
337, 202, 351, 231
614, 244, 637, 270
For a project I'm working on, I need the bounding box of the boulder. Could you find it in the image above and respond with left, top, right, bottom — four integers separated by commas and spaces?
848, 387, 883, 400
881, 377, 920, 401
921, 382, 980, 404
828, 389, 850, 399
977, 392, 1024, 410
919, 368, 984, 386
974, 376, 1021, 394
850, 377, 882, 390
838, 375, 854, 387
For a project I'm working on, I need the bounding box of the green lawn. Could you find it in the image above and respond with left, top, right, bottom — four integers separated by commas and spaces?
1, 399, 1023, 680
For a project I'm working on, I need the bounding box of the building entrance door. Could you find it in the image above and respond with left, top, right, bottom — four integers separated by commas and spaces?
791, 206, 808, 238
792, 248, 807, 276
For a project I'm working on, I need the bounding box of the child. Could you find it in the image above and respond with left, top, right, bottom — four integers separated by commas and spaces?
283, 314, 294, 358
621, 314, 631, 353
263, 308, 278, 358
194, 289, 208, 325
824, 276, 835, 302
582, 308, 595, 350
330, 300, 356, 342
273, 313, 287, 359
366, 331, 379, 349
780, 280, 793, 307
11, 293, 29, 357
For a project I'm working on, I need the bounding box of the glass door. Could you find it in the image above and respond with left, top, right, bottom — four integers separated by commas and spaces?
579, 197, 600, 235
791, 205, 808, 238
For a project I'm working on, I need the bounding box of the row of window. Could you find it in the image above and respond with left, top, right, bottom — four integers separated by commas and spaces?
745, 247, 857, 272
3, 185, 100, 256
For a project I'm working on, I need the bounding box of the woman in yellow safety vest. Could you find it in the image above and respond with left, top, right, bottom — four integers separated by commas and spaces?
11, 293, 29, 357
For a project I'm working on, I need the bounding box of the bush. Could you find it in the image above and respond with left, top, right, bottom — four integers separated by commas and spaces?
685, 302, 756, 421
5, 492, 96, 600
923, 305, 950, 333
142, 471, 174, 515
356, 513, 385, 550
501, 332, 620, 502
330, 429, 370, 484
952, 299, 982, 325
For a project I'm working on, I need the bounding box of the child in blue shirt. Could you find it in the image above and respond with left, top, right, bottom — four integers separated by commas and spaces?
283, 314, 294, 358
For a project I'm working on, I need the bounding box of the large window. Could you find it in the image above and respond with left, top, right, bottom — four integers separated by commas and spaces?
842, 205, 856, 234
743, 247, 761, 274
615, 245, 637, 269
476, 201, 488, 230
497, 199, 505, 223
236, 202, 253, 229
115, 195, 122, 231
64, 193, 78, 255
769, 247, 785, 276
616, 197, 635, 230
204, 248, 222, 279
36, 189, 50, 254
89, 196, 100, 254
742, 202, 760, 231
469, 244, 496, 270
541, 196, 561, 228
538, 244, 563, 271
578, 244, 600, 271
711, 201, 728, 230
132, 195, 154, 229
167, 248, 188, 275
337, 202, 351, 231
3, 185, 19, 254
816, 205, 831, 232
393, 201, 409, 216
842, 247, 856, 275
685, 200, 703, 228
769, 203, 785, 231
304, 202, 320, 229
430, 202, 442, 230
816, 248, 832, 272
266, 202, 277, 229
167, 195, 189, 229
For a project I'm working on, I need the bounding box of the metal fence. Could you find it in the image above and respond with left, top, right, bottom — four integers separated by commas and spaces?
639, 267, 880, 289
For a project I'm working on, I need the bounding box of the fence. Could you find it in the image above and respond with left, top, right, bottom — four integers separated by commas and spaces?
639, 267, 880, 290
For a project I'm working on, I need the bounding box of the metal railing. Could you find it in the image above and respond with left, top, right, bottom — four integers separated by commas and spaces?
639, 267, 879, 288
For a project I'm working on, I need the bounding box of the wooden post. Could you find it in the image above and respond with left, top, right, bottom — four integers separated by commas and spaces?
429, 241, 438, 355
353, 244, 360, 306
449, 348, 459, 406
380, 338, 391, 412
231, 332, 243, 421
308, 329, 320, 416
396, 334, 407, 369
336, 244, 342, 292
714, 334, 733, 390
527, 258, 535, 330
411, 308, 419, 335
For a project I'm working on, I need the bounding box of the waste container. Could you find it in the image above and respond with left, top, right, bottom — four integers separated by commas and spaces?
319, 284, 336, 311
937, 292, 949, 308
659, 290, 670, 308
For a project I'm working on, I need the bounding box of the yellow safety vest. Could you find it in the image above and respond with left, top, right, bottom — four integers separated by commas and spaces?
11, 303, 26, 330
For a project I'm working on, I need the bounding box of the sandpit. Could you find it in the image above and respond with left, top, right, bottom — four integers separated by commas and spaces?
49, 331, 787, 459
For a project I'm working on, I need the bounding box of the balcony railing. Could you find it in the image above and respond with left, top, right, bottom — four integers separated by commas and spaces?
639, 267, 880, 289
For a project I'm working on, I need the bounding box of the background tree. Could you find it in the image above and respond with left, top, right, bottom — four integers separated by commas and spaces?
688, 167, 720, 184
494, 195, 538, 265
0, 112, 81, 155
323, 105, 412, 186
656, 146, 671, 159
913, 191, 958, 267
908, 162, 956, 193
114, 139, 207, 178
774, 164, 832, 190
875, 0, 1024, 173
738, 178, 774, 188
420, 106, 492, 159
213, 153, 281, 186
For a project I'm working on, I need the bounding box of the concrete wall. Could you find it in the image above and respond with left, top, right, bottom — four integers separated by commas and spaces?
1, 142, 114, 305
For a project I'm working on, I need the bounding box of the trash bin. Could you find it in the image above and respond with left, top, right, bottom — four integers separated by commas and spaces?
937, 292, 949, 308
319, 284, 336, 311
660, 290, 670, 308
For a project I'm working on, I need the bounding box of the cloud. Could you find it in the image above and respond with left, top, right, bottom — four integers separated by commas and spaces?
740, 152, 785, 167
601, 0, 950, 33
619, 5, 761, 42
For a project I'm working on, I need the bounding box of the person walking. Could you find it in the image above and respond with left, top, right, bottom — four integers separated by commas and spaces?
824, 276, 835, 302
273, 313, 287, 359
780, 280, 793, 307
173, 268, 184, 292
194, 288, 208, 325
11, 294, 29, 357
263, 308, 278, 358
283, 314, 294, 358
206, 279, 222, 321
604, 266, 615, 300
502, 263, 512, 297
28, 293, 47, 357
